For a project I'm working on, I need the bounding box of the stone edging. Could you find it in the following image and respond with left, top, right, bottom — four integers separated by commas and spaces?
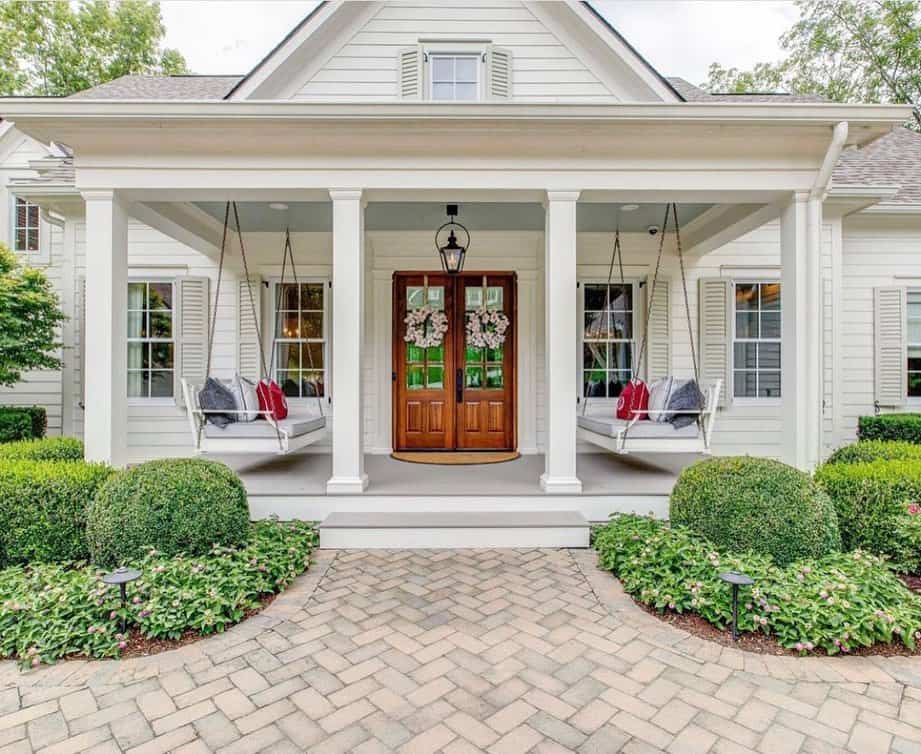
571, 548, 921, 688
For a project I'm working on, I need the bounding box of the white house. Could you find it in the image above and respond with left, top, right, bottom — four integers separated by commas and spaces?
1, 1, 919, 546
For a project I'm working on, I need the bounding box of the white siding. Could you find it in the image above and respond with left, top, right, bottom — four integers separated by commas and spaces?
293, 1, 617, 103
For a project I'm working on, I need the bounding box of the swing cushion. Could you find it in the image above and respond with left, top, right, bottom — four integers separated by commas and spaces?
198, 378, 238, 428
203, 411, 325, 440
578, 414, 699, 439
257, 380, 288, 421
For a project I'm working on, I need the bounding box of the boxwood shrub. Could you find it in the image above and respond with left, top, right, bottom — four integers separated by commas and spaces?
859, 414, 921, 444
0, 407, 46, 443
0, 460, 114, 567
815, 460, 921, 568
0, 437, 83, 462
670, 457, 840, 566
87, 458, 250, 566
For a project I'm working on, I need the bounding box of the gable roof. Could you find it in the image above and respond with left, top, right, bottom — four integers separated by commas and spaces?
69, 75, 242, 100
833, 127, 921, 205
668, 77, 826, 104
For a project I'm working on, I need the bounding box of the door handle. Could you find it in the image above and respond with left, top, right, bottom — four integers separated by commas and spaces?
456, 368, 463, 403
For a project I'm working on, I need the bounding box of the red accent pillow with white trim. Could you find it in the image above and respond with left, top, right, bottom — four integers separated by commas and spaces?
616, 379, 650, 421
256, 379, 288, 421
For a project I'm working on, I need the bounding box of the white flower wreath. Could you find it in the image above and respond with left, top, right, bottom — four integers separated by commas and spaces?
404, 305, 449, 349
466, 307, 510, 350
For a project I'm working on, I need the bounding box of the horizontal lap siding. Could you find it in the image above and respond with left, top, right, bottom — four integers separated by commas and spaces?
292, 1, 615, 103
838, 215, 921, 447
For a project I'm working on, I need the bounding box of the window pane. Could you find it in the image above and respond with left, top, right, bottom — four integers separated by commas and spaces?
303, 371, 324, 397
127, 371, 144, 398
14, 228, 26, 251
608, 372, 629, 398
584, 343, 607, 369
909, 346, 921, 372
611, 311, 632, 339
454, 83, 477, 100
300, 342, 323, 370
610, 343, 632, 371
127, 312, 145, 339
301, 283, 323, 310
486, 366, 503, 388
584, 371, 606, 398
760, 283, 781, 310
149, 311, 172, 339
150, 371, 174, 398
584, 284, 607, 311
432, 56, 453, 81
734, 371, 757, 398
760, 342, 781, 370
407, 365, 424, 390
734, 342, 757, 369
465, 366, 483, 389
15, 199, 26, 226
407, 286, 425, 310
148, 283, 172, 310
455, 57, 477, 82
278, 371, 300, 397
300, 312, 323, 339
276, 343, 299, 370
26, 229, 38, 251
432, 82, 453, 100
278, 313, 299, 338
610, 285, 632, 311
909, 318, 921, 344
735, 283, 757, 311
128, 283, 146, 310
465, 287, 483, 310
910, 373, 921, 398
127, 342, 144, 370
150, 342, 173, 370
759, 371, 781, 398
27, 204, 39, 226
761, 312, 781, 339
735, 312, 759, 338
584, 311, 610, 339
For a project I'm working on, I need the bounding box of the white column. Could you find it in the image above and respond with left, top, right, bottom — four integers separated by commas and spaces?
780, 192, 821, 471
82, 191, 128, 466
541, 191, 582, 494
327, 189, 368, 494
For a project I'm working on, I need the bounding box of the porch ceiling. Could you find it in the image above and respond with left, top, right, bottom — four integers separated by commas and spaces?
193, 200, 714, 233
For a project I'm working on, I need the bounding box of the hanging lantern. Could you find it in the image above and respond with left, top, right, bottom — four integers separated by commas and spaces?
435, 204, 469, 274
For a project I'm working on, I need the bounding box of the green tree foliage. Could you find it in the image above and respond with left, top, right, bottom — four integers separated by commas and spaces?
0, 0, 188, 97
0, 244, 66, 387
703, 0, 921, 129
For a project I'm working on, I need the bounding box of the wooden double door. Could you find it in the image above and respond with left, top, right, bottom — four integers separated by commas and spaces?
393, 272, 516, 451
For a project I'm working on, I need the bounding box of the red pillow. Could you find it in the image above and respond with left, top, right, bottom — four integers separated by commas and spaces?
256, 379, 288, 421
616, 379, 650, 421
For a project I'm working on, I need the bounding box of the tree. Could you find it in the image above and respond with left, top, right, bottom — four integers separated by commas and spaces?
0, 0, 188, 97
0, 244, 67, 387
703, 0, 921, 129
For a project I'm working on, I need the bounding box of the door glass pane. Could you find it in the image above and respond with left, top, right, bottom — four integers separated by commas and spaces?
465, 287, 483, 310
427, 286, 445, 310
486, 346, 503, 362
427, 366, 444, 389
406, 344, 424, 363
465, 345, 484, 363
486, 366, 503, 388
407, 286, 424, 310
486, 286, 503, 309
465, 366, 483, 388
407, 366, 424, 390
426, 345, 444, 363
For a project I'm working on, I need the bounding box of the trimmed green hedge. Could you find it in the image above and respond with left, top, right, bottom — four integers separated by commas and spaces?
670, 457, 840, 566
0, 407, 46, 443
815, 459, 921, 568
0, 438, 83, 462
0, 460, 114, 567
859, 414, 921, 444
87, 459, 250, 567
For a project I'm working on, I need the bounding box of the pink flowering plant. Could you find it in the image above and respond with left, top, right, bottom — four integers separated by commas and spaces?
0, 519, 317, 668
465, 308, 510, 350
404, 306, 448, 349
595, 514, 921, 655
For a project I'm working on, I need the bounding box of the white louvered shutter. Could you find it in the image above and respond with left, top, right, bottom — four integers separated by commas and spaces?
874, 286, 907, 408
486, 46, 513, 100
77, 276, 86, 409
698, 278, 732, 408
645, 278, 671, 383
175, 276, 210, 406
238, 278, 263, 383
398, 46, 423, 100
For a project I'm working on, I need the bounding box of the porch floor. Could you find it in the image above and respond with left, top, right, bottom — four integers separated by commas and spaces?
221, 451, 700, 497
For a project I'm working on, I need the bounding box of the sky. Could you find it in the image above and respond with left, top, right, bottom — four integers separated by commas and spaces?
158, 1, 798, 87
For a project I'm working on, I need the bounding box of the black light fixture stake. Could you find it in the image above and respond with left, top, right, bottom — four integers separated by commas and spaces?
719, 571, 754, 642
435, 203, 470, 274
103, 566, 142, 633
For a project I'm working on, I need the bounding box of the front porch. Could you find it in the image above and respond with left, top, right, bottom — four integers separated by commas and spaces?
225, 451, 696, 522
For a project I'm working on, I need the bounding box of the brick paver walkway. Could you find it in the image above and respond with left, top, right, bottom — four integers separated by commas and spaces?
2, 549, 921, 753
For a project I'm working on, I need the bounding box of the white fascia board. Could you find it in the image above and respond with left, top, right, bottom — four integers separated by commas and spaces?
860, 202, 921, 215
824, 184, 901, 217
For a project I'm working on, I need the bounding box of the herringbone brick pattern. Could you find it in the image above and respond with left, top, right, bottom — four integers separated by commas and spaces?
2, 548, 921, 753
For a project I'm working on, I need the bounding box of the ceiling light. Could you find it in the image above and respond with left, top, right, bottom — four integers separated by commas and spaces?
269, 202, 289, 211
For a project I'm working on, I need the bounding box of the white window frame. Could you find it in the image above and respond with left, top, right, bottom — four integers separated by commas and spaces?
269, 278, 329, 404
423, 42, 485, 102
11, 196, 40, 254
731, 279, 782, 403
908, 288, 921, 403
578, 279, 640, 405
127, 278, 176, 403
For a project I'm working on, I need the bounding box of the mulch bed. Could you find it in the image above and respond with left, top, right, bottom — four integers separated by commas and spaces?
634, 592, 921, 658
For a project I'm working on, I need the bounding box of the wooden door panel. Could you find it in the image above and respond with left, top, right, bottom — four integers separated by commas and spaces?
428, 402, 446, 433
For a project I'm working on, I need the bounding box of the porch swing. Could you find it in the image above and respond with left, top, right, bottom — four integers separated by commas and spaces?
181, 201, 327, 455
576, 203, 722, 455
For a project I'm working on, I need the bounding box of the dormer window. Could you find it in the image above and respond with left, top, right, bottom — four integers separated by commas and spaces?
430, 54, 480, 101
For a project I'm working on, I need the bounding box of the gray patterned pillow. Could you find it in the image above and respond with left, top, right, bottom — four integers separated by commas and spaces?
198, 377, 237, 428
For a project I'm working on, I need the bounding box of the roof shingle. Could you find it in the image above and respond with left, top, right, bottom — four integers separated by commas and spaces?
833, 127, 921, 205
68, 75, 242, 100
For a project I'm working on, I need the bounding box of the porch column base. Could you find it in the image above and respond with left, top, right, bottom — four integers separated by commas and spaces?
540, 474, 583, 495
326, 475, 370, 495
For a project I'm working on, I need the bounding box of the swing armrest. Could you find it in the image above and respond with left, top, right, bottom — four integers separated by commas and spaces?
192, 408, 274, 417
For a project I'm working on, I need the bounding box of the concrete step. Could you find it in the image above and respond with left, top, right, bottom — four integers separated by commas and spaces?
318, 510, 590, 549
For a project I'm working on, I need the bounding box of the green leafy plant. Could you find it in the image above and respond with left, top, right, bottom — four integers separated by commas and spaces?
595, 514, 921, 655
87, 458, 250, 567
0, 412, 31, 444
0, 437, 83, 462
816, 459, 921, 563
0, 460, 114, 567
0, 520, 317, 667
859, 414, 921, 444
827, 439, 921, 465
670, 457, 840, 565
